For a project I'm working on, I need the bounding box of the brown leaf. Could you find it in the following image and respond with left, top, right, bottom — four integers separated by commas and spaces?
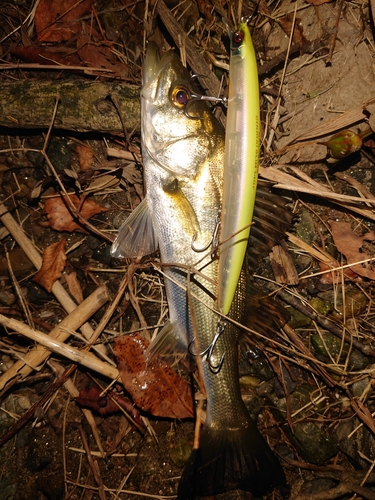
33, 239, 67, 292
114, 333, 194, 419
278, 15, 306, 47
10, 45, 81, 66
76, 32, 128, 79
319, 260, 358, 285
35, 0, 95, 42
329, 221, 375, 280
76, 386, 142, 424
76, 145, 94, 171
65, 271, 84, 303
44, 193, 109, 232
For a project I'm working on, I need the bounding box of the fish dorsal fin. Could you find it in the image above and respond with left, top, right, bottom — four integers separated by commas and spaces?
146, 320, 188, 361
111, 198, 158, 259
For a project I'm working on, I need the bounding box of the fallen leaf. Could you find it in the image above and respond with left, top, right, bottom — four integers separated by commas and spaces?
278, 15, 306, 47
35, 0, 95, 42
33, 239, 67, 292
329, 220, 375, 280
319, 260, 358, 285
114, 333, 194, 419
65, 271, 84, 303
44, 193, 109, 232
10, 45, 81, 67
76, 145, 94, 171
76, 31, 128, 79
76, 386, 142, 424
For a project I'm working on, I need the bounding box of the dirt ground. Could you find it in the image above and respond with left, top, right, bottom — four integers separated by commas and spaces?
1, 0, 375, 499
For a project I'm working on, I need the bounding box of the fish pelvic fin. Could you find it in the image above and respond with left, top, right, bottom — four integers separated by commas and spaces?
177, 419, 286, 499
146, 320, 188, 361
110, 198, 158, 259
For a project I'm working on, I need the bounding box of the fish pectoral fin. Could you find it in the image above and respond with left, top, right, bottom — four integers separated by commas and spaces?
111, 198, 158, 259
146, 320, 188, 362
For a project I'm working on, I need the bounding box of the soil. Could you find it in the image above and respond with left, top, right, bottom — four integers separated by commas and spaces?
1, 1, 375, 500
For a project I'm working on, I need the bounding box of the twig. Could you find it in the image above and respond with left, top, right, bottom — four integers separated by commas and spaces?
0, 203, 110, 354
0, 314, 119, 380
77, 424, 107, 500
0, 363, 77, 447
326, 0, 344, 66
0, 286, 109, 394
268, 284, 375, 358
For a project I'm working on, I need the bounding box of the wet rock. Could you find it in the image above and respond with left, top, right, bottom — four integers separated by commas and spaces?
292, 421, 338, 464
0, 477, 17, 500
310, 296, 333, 316
92, 242, 113, 266
0, 247, 34, 278
239, 352, 274, 381
46, 138, 72, 174
335, 418, 375, 468
0, 354, 14, 374
311, 331, 368, 370
169, 437, 192, 467
331, 288, 368, 320
243, 394, 267, 421
0, 289, 17, 307
294, 209, 315, 245
26, 282, 54, 303
351, 377, 371, 398
288, 307, 312, 328
298, 477, 337, 495
36, 468, 65, 500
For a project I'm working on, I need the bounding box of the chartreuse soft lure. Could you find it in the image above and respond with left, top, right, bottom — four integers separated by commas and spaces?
218, 21, 260, 315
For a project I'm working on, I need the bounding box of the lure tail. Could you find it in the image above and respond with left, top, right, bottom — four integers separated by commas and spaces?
177, 413, 286, 499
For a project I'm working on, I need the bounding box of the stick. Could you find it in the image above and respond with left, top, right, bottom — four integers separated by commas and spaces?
0, 203, 108, 354
0, 286, 110, 392
0, 314, 119, 380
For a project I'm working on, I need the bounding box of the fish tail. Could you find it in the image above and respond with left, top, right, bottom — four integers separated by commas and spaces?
177, 418, 285, 499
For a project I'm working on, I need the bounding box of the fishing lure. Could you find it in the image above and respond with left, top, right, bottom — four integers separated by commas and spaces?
218, 20, 260, 315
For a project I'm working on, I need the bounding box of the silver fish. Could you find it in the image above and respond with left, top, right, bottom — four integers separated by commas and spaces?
111, 42, 286, 499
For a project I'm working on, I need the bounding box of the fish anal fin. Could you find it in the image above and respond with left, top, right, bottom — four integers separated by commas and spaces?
111, 198, 158, 259
177, 418, 286, 499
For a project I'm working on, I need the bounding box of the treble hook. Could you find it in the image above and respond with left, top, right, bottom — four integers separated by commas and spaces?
188, 321, 226, 374
191, 212, 221, 255
184, 74, 227, 120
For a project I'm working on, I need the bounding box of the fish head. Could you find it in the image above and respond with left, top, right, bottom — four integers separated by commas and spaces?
141, 43, 218, 179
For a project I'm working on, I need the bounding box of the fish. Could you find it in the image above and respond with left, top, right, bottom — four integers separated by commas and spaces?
111, 39, 287, 498
219, 21, 260, 316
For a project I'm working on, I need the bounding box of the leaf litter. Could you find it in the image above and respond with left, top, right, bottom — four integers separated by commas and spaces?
1, 0, 375, 499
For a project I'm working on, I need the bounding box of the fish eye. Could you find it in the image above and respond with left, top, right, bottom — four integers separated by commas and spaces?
233, 30, 244, 45
171, 85, 191, 108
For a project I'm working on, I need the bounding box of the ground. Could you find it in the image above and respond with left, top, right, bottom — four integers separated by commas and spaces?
1, 0, 375, 499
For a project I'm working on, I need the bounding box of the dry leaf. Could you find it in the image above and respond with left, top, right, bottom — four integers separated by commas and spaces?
44, 193, 109, 232
35, 0, 95, 42
76, 145, 94, 171
10, 45, 81, 67
319, 260, 358, 285
278, 15, 306, 47
114, 333, 194, 419
76, 386, 142, 424
329, 220, 375, 280
65, 271, 84, 303
33, 239, 67, 292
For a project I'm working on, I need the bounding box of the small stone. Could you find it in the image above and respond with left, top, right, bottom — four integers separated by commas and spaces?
292, 421, 338, 464
169, 437, 192, 468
